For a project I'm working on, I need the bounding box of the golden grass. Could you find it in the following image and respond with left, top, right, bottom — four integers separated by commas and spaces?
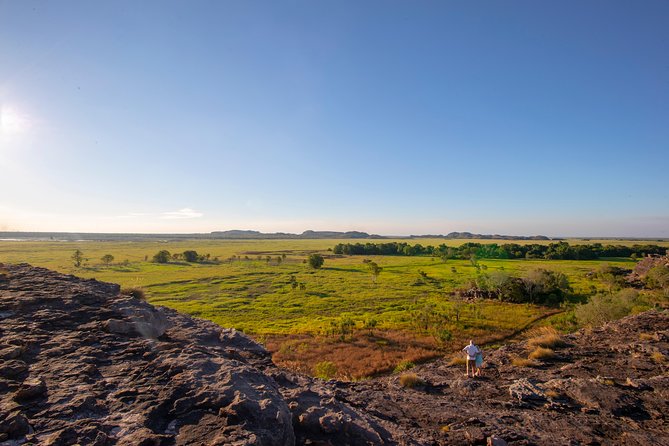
399, 373, 425, 388
440, 425, 450, 433
447, 355, 467, 366
545, 390, 560, 399
120, 287, 146, 300
526, 326, 567, 349
651, 351, 666, 364
511, 355, 539, 367
529, 347, 556, 360
639, 332, 656, 341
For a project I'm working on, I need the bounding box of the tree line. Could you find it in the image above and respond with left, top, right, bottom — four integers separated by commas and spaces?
333, 241, 666, 260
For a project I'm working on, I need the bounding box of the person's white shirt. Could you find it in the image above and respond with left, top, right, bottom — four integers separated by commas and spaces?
463, 344, 480, 360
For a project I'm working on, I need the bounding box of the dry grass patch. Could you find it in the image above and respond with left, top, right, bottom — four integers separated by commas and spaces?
447, 355, 467, 366
529, 347, 556, 360
639, 332, 656, 341
545, 390, 560, 399
268, 330, 439, 380
121, 287, 147, 300
399, 373, 425, 388
526, 326, 567, 349
511, 355, 539, 368
651, 351, 666, 364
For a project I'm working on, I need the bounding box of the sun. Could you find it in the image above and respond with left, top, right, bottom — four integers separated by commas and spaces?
0, 106, 29, 135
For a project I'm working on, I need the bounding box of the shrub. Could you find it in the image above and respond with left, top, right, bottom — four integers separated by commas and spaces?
0, 267, 9, 282
399, 373, 424, 388
307, 253, 324, 269
646, 265, 669, 290
121, 287, 146, 300
313, 361, 337, 380
182, 250, 199, 262
529, 347, 555, 360
152, 250, 171, 263
651, 351, 666, 364
527, 327, 567, 349
101, 254, 114, 266
511, 356, 538, 367
394, 360, 416, 373
575, 288, 641, 326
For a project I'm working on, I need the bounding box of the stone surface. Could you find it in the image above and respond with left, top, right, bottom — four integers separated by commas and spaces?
0, 264, 398, 445
1, 263, 668, 445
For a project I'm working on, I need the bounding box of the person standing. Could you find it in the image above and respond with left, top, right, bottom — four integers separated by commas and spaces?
462, 340, 481, 378
474, 349, 484, 377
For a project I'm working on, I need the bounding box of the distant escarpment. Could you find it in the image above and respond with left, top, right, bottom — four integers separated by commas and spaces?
1, 264, 668, 445
0, 230, 554, 241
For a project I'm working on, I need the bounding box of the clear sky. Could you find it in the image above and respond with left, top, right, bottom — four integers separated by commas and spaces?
1, 1, 667, 237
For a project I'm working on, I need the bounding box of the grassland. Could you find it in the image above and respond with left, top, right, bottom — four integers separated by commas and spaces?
0, 238, 656, 379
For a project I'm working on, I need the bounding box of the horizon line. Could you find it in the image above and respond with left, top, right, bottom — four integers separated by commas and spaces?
0, 229, 667, 241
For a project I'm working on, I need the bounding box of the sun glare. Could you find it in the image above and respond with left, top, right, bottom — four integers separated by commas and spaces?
0, 106, 30, 135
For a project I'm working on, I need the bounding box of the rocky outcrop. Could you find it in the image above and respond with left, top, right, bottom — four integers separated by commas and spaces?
0, 264, 399, 445
1, 263, 668, 445
343, 310, 669, 445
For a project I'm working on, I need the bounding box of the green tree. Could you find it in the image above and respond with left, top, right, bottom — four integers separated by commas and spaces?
182, 250, 199, 262
307, 253, 324, 269
101, 254, 114, 266
152, 250, 171, 264
366, 261, 383, 284
72, 249, 84, 268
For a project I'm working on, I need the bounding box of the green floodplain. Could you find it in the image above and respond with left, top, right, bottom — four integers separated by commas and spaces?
1, 238, 667, 378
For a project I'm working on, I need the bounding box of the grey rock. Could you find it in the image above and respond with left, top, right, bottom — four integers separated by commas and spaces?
508, 378, 547, 403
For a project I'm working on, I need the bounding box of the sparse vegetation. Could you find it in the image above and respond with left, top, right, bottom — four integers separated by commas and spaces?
545, 390, 560, 399
394, 360, 416, 373
527, 327, 567, 349
399, 373, 424, 388
121, 287, 146, 300
511, 356, 539, 367
0, 266, 9, 282
313, 361, 338, 380
651, 351, 666, 364
529, 347, 556, 360
72, 249, 84, 267
447, 355, 467, 367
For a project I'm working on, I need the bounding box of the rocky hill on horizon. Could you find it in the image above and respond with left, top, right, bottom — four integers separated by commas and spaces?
0, 264, 667, 445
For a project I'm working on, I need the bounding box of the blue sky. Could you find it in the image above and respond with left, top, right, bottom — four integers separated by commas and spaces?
1, 1, 667, 236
